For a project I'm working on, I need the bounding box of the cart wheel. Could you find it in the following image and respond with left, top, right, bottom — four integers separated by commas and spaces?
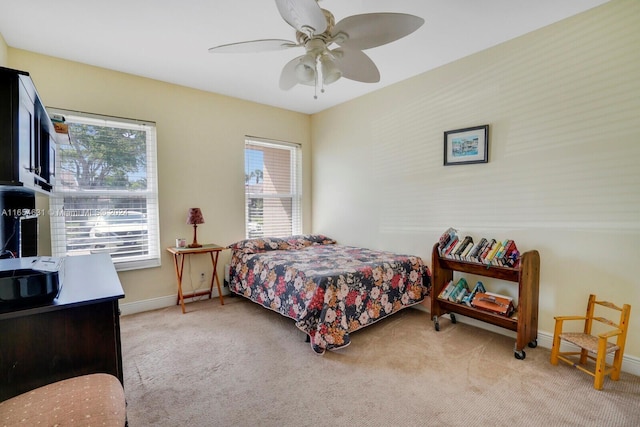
433, 315, 440, 332
450, 313, 457, 324
514, 350, 526, 360
528, 339, 538, 348
435, 322, 440, 332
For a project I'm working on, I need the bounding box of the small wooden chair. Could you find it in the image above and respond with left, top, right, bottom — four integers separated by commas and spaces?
550, 294, 631, 390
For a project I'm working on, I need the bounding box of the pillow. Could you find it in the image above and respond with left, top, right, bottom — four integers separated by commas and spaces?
285, 234, 337, 249
228, 237, 290, 254
228, 234, 336, 254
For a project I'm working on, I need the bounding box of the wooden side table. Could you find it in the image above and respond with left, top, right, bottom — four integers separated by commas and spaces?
167, 244, 226, 313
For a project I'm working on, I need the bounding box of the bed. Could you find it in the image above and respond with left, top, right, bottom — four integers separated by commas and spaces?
228, 235, 431, 354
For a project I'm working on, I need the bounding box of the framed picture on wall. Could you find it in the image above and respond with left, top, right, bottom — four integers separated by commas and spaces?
444, 125, 489, 166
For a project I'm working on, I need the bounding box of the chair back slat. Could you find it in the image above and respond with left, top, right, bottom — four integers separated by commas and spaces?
593, 316, 619, 329
596, 300, 623, 311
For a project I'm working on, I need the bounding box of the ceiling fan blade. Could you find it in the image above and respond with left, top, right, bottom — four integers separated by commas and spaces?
279, 56, 302, 90
275, 0, 327, 35
332, 48, 380, 83
208, 39, 298, 54
332, 13, 424, 50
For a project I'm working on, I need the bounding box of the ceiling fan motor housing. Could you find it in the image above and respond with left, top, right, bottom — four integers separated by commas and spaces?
294, 10, 343, 85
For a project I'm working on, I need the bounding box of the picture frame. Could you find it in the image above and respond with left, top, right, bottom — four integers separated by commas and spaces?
443, 125, 489, 166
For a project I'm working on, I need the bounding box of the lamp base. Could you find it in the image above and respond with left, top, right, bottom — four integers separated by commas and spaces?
188, 224, 202, 248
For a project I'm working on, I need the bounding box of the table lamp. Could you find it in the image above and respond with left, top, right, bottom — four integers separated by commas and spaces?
186, 208, 204, 248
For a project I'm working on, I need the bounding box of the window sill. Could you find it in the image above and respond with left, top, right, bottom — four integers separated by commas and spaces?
113, 257, 161, 272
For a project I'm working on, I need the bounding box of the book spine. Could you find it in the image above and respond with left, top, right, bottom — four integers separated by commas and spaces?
454, 288, 468, 303
463, 242, 478, 262
438, 228, 457, 254
478, 239, 496, 264
454, 236, 472, 260
495, 240, 513, 266
463, 281, 486, 306
468, 238, 487, 261
503, 243, 520, 268
484, 240, 503, 265
447, 278, 469, 302
441, 236, 458, 257
443, 237, 460, 257
448, 240, 463, 259
438, 280, 455, 299
475, 238, 491, 262
460, 238, 475, 260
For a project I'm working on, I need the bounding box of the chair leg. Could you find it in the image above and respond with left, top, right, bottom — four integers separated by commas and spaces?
611, 349, 623, 381
579, 348, 589, 365
593, 338, 608, 390
550, 321, 562, 365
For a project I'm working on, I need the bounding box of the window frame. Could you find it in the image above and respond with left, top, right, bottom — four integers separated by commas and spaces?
47, 108, 161, 271
244, 136, 302, 239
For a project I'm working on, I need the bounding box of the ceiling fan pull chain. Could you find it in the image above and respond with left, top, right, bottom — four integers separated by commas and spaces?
314, 54, 320, 99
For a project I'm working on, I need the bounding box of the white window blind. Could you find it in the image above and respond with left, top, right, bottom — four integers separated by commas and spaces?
244, 137, 302, 239
47, 108, 160, 271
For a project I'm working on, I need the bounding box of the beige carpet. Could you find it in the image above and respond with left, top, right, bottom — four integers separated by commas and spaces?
120, 296, 640, 426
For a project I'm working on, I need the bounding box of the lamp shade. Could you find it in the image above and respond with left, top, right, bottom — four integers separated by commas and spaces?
295, 53, 316, 83
186, 208, 204, 225
321, 55, 342, 85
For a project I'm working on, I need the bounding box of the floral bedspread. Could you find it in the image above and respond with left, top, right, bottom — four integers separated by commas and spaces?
228, 235, 431, 354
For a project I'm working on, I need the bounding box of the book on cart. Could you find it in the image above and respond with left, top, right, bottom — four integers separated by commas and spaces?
483, 240, 503, 265
454, 288, 468, 303
438, 228, 458, 255
435, 228, 523, 269
460, 240, 475, 260
462, 281, 486, 306
453, 236, 472, 260
477, 239, 496, 263
447, 239, 464, 259
447, 278, 469, 302
471, 291, 514, 316
492, 239, 512, 266
502, 243, 521, 268
438, 280, 455, 300
442, 236, 459, 257
467, 238, 487, 262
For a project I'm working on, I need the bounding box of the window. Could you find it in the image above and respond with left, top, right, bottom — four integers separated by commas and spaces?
244, 137, 302, 239
48, 108, 160, 271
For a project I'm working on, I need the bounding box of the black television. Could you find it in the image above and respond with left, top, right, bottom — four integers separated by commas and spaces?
19, 215, 38, 257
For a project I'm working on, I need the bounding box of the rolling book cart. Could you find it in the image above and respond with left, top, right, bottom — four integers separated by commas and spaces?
430, 243, 540, 359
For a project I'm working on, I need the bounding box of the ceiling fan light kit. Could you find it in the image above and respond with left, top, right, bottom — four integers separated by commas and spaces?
208, 0, 424, 98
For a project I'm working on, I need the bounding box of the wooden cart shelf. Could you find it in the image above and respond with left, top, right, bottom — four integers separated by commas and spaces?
430, 243, 540, 359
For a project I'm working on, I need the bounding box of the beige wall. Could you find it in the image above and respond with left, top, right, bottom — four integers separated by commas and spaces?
8, 49, 312, 305
0, 32, 7, 66
311, 0, 640, 358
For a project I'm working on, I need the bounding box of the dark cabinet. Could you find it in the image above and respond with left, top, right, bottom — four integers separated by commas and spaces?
0, 66, 55, 193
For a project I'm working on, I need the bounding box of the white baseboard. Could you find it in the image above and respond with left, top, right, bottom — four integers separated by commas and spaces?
120, 289, 229, 316
434, 312, 640, 377
120, 294, 177, 316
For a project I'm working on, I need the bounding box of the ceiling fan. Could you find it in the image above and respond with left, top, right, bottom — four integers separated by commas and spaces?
208, 0, 424, 98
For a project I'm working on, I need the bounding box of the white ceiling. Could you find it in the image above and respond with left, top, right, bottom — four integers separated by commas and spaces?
0, 0, 609, 115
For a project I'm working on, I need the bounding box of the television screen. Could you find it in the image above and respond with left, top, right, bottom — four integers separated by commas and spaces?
19, 215, 37, 257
